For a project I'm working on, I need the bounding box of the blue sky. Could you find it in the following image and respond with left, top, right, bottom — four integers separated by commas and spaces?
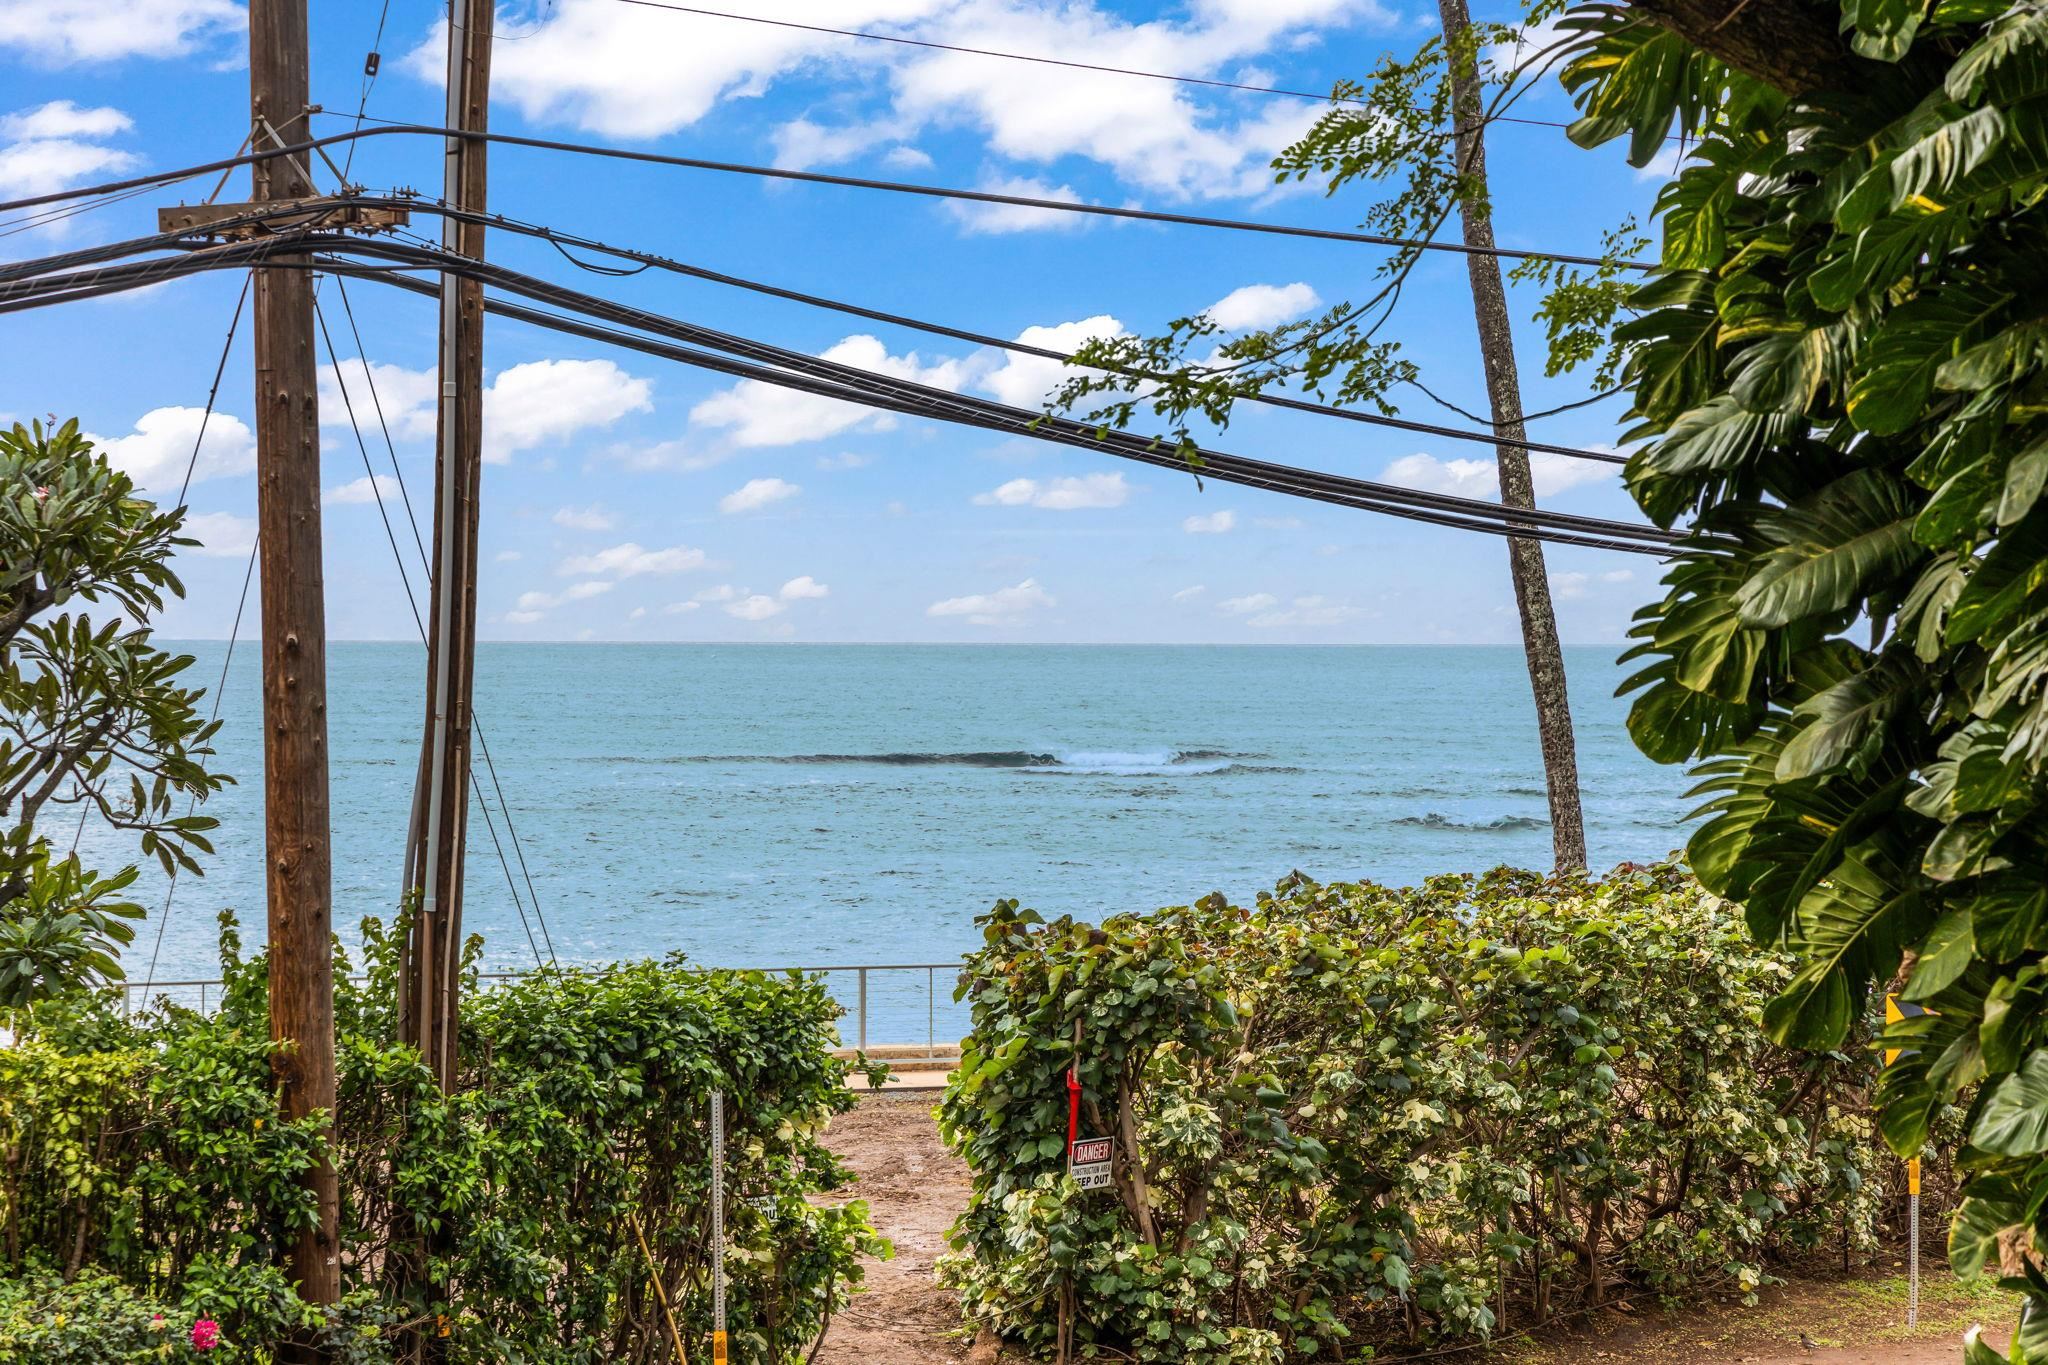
0, 0, 1673, 644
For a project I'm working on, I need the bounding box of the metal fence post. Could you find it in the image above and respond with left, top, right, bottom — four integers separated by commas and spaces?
857, 967, 868, 1052
928, 965, 936, 1058
710, 1091, 728, 1363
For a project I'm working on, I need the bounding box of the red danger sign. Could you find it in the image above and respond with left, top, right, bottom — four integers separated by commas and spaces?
1070, 1137, 1113, 1165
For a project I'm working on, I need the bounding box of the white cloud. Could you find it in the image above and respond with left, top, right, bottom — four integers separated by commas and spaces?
89, 406, 254, 492
972, 472, 1128, 509
180, 510, 256, 558
1379, 451, 1615, 499
1206, 282, 1321, 331
557, 542, 708, 577
513, 580, 614, 618
553, 503, 616, 531
662, 600, 702, 614
1172, 585, 1207, 603
1254, 515, 1305, 530
495, 550, 523, 563
1183, 509, 1236, 534
1242, 594, 1360, 629
816, 452, 871, 470
1486, 13, 1571, 78
692, 335, 971, 447
324, 474, 401, 506
977, 314, 1126, 410
0, 4, 241, 64
927, 577, 1055, 626
1601, 568, 1635, 583
719, 476, 802, 514
944, 175, 1087, 234
881, 144, 934, 170
318, 356, 649, 459
408, 0, 1383, 203
0, 100, 138, 206
726, 594, 786, 621
485, 358, 652, 462
695, 585, 741, 603
779, 575, 830, 600
629, 606, 647, 621
0, 100, 131, 140
1219, 592, 1278, 615
1551, 571, 1590, 600
317, 358, 440, 441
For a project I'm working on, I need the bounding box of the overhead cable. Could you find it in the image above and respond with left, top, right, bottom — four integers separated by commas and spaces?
0, 232, 1671, 549
0, 122, 1650, 270
594, 0, 1639, 145
408, 197, 1626, 464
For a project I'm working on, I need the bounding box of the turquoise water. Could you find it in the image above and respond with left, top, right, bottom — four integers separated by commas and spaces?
100, 644, 1695, 1039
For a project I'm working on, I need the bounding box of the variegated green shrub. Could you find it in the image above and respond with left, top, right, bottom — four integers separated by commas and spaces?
939, 864, 1888, 1363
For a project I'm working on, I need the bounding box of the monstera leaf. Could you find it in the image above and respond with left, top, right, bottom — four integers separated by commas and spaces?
1763, 832, 1929, 1047
1735, 470, 1922, 628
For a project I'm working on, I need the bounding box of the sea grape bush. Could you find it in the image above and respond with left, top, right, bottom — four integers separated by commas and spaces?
0, 912, 885, 1363
939, 864, 1895, 1363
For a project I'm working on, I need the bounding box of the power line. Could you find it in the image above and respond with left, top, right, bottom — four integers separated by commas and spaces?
291, 235, 1672, 549
413, 197, 1625, 464
326, 273, 558, 964
0, 229, 1671, 548
360, 235, 1672, 541
595, 0, 1598, 141
0, 123, 1650, 270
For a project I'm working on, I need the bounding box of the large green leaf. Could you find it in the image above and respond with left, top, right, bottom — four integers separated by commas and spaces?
1905, 905, 1976, 998
1735, 471, 1923, 628
1777, 652, 1919, 780
1848, 279, 2014, 435
1845, 0, 1927, 61
1948, 512, 2048, 644
1763, 832, 1928, 1047
1970, 1048, 2048, 1154
1949, 1174, 2028, 1276
1948, 5, 2048, 106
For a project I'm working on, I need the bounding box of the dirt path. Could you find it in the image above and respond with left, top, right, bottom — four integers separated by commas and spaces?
815, 1093, 2017, 1365
814, 1091, 975, 1365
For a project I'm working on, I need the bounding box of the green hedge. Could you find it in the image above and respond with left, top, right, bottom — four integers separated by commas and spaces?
939, 863, 1893, 1363
0, 912, 885, 1363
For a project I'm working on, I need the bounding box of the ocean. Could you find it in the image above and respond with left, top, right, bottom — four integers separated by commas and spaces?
97, 643, 1697, 1042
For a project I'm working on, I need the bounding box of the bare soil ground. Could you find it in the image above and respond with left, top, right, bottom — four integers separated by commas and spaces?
813, 1090, 975, 1365
813, 1093, 2017, 1365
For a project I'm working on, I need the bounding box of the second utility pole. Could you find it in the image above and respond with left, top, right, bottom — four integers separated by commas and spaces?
404, 0, 493, 1088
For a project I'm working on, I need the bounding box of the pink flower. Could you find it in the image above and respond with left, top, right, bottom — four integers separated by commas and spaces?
149, 1314, 166, 1331
190, 1318, 220, 1351
32, 487, 48, 501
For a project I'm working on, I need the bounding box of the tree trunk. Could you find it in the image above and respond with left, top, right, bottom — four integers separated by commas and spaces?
1627, 0, 1854, 96
1435, 0, 1588, 874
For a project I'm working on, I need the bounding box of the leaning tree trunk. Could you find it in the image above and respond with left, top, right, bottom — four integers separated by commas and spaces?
1434, 0, 1588, 872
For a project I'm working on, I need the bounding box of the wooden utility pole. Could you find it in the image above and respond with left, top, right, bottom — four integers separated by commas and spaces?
248, 0, 340, 1330
1434, 0, 1588, 872
401, 0, 493, 1090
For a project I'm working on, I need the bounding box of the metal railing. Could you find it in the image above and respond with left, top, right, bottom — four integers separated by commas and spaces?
119, 961, 967, 1059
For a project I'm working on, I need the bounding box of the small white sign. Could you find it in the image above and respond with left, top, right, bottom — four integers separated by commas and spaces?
1071, 1135, 1113, 1190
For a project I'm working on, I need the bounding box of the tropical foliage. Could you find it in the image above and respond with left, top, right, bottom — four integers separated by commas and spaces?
939, 864, 1900, 1364
0, 914, 885, 1362
1537, 0, 2048, 1353
0, 418, 224, 1005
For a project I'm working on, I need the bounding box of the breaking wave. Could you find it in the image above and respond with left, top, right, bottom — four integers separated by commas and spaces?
1392, 812, 1550, 832
648, 748, 1269, 775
